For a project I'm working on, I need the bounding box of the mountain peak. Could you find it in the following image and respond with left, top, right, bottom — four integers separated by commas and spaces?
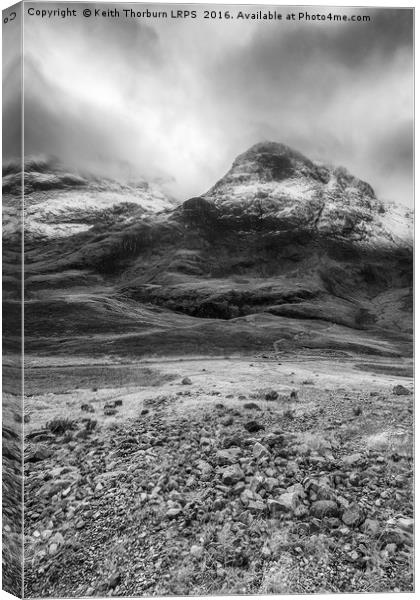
230, 140, 328, 183
201, 141, 412, 247
235, 140, 310, 163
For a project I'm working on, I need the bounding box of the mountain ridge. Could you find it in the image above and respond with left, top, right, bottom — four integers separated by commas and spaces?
3, 142, 413, 358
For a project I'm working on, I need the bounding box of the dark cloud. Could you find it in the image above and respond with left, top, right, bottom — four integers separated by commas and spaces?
4, 3, 413, 205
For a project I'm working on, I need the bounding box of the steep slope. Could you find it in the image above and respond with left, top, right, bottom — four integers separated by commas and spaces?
3, 143, 413, 358
203, 142, 412, 248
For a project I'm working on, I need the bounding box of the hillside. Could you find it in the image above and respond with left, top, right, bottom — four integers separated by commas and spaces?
2, 143, 413, 358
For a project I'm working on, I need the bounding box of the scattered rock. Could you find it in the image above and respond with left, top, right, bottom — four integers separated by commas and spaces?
26, 445, 53, 463
393, 385, 410, 396
397, 517, 414, 533
252, 442, 270, 460
216, 448, 241, 466
265, 390, 279, 401
341, 503, 365, 527
276, 491, 302, 512
310, 500, 340, 519
166, 507, 183, 519
221, 464, 245, 485
108, 572, 121, 589
196, 460, 213, 480
244, 421, 265, 433
248, 500, 266, 514
362, 518, 380, 536
341, 453, 362, 467
243, 402, 261, 411
182, 377, 192, 385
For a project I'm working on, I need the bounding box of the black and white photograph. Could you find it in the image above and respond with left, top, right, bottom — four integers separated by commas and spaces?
2, 1, 414, 597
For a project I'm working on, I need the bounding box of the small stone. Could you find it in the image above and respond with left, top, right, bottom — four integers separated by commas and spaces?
221, 415, 233, 426
190, 545, 204, 559
362, 518, 380, 536
216, 448, 241, 466
265, 390, 279, 401
393, 385, 410, 396
49, 543, 58, 555
287, 483, 305, 499
342, 453, 362, 467
221, 434, 243, 449
310, 500, 340, 519
397, 517, 414, 533
276, 492, 302, 512
240, 489, 255, 506
243, 402, 261, 411
41, 529, 53, 540
108, 572, 121, 589
348, 472, 360, 486
342, 503, 365, 527
26, 445, 52, 462
267, 499, 285, 515
253, 442, 270, 460
166, 508, 183, 519
75, 519, 85, 530
385, 543, 397, 555
264, 477, 279, 492
325, 517, 341, 529
197, 460, 213, 480
348, 550, 359, 562
50, 532, 65, 546
221, 464, 245, 485
182, 377, 192, 385
244, 421, 265, 433
293, 504, 309, 518
233, 481, 246, 495
248, 500, 266, 514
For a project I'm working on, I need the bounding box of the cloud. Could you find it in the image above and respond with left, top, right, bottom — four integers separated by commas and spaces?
4, 4, 413, 205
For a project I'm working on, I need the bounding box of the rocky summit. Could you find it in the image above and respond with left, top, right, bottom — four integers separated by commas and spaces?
204, 141, 412, 247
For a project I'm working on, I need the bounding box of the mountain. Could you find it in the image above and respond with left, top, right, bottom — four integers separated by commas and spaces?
3, 143, 413, 358
204, 142, 412, 248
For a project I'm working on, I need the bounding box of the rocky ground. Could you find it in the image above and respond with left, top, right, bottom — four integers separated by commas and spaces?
23, 354, 413, 596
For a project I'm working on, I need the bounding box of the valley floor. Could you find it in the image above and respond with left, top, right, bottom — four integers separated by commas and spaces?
22, 353, 413, 596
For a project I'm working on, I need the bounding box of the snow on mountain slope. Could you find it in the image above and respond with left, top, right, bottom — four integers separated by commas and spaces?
2, 157, 177, 240
203, 142, 413, 248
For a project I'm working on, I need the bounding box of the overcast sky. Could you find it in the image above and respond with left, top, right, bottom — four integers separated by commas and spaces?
5, 3, 413, 204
